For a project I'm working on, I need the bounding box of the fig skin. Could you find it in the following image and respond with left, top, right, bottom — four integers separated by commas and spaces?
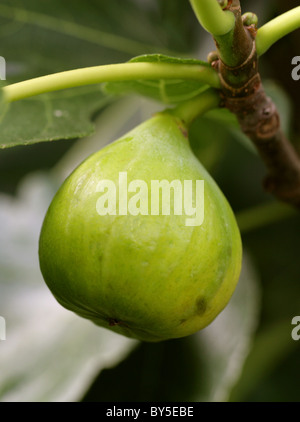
39, 112, 242, 342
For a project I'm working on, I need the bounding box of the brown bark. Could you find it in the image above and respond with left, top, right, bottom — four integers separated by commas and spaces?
213, 0, 300, 208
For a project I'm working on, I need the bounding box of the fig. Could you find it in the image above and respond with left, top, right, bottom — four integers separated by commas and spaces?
39, 112, 242, 342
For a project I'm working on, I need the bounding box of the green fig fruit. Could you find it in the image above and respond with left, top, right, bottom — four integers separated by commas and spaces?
39, 112, 242, 342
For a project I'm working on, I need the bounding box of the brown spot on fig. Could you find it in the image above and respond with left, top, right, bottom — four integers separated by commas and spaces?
196, 297, 207, 315
108, 318, 128, 327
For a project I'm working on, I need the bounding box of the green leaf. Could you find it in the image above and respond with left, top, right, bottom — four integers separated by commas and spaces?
104, 54, 210, 104
0, 86, 111, 149
0, 1, 180, 83
0, 0, 185, 149
129, 54, 208, 66
229, 319, 298, 402
193, 253, 261, 402
229, 213, 300, 401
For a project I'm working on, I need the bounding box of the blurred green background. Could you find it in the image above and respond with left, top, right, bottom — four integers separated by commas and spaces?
0, 0, 299, 402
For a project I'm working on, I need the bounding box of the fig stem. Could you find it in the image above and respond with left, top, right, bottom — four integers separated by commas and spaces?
256, 6, 300, 56
2, 62, 220, 103
189, 0, 235, 36
171, 88, 220, 126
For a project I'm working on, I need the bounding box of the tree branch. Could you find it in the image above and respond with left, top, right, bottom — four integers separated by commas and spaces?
211, 0, 300, 208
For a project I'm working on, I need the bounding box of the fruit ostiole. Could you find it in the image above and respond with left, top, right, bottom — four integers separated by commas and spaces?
38, 87, 243, 342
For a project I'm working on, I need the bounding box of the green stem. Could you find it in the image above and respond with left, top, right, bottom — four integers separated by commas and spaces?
2, 62, 221, 103
189, 0, 235, 36
171, 88, 220, 126
256, 6, 300, 56
236, 202, 298, 234
3, 63, 220, 102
